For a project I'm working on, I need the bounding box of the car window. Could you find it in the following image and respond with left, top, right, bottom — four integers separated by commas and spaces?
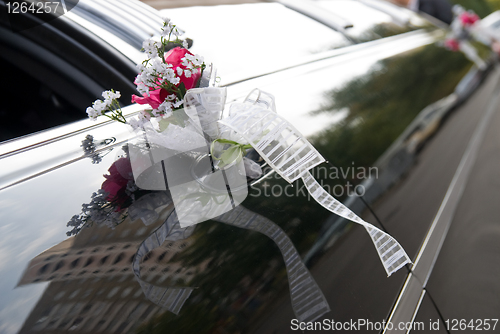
0, 30, 101, 142
0, 57, 86, 142
163, 3, 352, 80
314, 0, 417, 42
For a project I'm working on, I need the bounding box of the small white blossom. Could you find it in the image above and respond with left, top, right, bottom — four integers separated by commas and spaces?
161, 25, 172, 37
182, 40, 189, 49
136, 63, 146, 72
192, 54, 204, 66
184, 69, 192, 78
173, 99, 183, 108
172, 27, 184, 37
136, 82, 149, 96
150, 57, 168, 73
102, 90, 121, 100
158, 100, 173, 115
151, 109, 161, 117
162, 68, 177, 83
93, 100, 107, 114
170, 76, 180, 85
86, 107, 98, 120
142, 39, 160, 58
176, 67, 183, 76
135, 71, 153, 89
139, 110, 151, 121
128, 117, 143, 130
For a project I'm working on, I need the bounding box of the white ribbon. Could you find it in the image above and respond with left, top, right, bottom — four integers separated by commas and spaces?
131, 197, 330, 322
127, 87, 411, 322
219, 89, 411, 276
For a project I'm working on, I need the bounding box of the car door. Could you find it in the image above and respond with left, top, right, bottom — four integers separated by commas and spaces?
0, 1, 495, 334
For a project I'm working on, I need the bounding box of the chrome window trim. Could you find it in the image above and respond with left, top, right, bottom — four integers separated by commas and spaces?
61, 10, 145, 65
0, 28, 441, 165
222, 29, 443, 86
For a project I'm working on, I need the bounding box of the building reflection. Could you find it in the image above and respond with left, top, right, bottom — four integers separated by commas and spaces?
17, 200, 205, 333
17, 177, 327, 332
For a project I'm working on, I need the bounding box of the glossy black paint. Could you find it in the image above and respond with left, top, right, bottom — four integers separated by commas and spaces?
0, 1, 497, 333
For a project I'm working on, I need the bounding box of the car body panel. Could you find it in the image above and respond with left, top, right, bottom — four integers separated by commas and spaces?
0, 1, 497, 333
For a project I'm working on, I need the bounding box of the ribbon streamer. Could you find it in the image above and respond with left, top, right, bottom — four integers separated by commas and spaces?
132, 201, 329, 322
219, 89, 411, 276
129, 87, 411, 321
214, 205, 330, 322
133, 206, 196, 314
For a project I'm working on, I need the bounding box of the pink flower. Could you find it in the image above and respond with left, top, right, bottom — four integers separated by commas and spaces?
102, 158, 133, 208
459, 12, 479, 26
445, 38, 460, 52
132, 47, 202, 109
164, 47, 202, 90
132, 88, 169, 110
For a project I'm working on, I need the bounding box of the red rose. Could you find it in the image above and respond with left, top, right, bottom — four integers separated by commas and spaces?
102, 157, 133, 207
132, 47, 202, 109
459, 12, 479, 26
445, 38, 460, 52
132, 88, 169, 110
164, 47, 202, 90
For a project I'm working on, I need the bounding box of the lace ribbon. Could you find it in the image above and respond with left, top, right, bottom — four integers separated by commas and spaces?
129, 87, 411, 322
218, 89, 411, 276
132, 200, 329, 322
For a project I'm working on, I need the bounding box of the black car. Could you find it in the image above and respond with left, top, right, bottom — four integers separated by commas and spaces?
0, 0, 498, 333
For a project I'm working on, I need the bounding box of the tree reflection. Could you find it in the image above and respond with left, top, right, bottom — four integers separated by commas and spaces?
311, 44, 471, 179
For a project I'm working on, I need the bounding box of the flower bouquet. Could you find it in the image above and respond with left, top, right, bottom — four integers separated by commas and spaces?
444, 5, 486, 69
78, 17, 412, 322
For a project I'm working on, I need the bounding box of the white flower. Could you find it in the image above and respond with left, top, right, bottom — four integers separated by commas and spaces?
102, 90, 121, 100
172, 27, 184, 37
151, 109, 161, 117
139, 110, 151, 121
136, 63, 146, 72
86, 107, 98, 120
158, 100, 173, 115
173, 99, 183, 108
184, 69, 192, 78
176, 67, 183, 76
92, 100, 107, 114
136, 82, 149, 96
142, 39, 160, 58
192, 54, 204, 67
127, 117, 143, 130
182, 40, 189, 49
136, 71, 153, 87
161, 25, 172, 37
170, 76, 180, 85
162, 68, 177, 83
151, 57, 168, 73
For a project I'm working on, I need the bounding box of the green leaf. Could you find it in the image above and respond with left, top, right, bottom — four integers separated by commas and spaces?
178, 82, 186, 98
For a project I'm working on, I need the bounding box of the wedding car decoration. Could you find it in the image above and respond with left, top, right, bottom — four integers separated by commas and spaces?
81, 19, 411, 321
444, 5, 487, 69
